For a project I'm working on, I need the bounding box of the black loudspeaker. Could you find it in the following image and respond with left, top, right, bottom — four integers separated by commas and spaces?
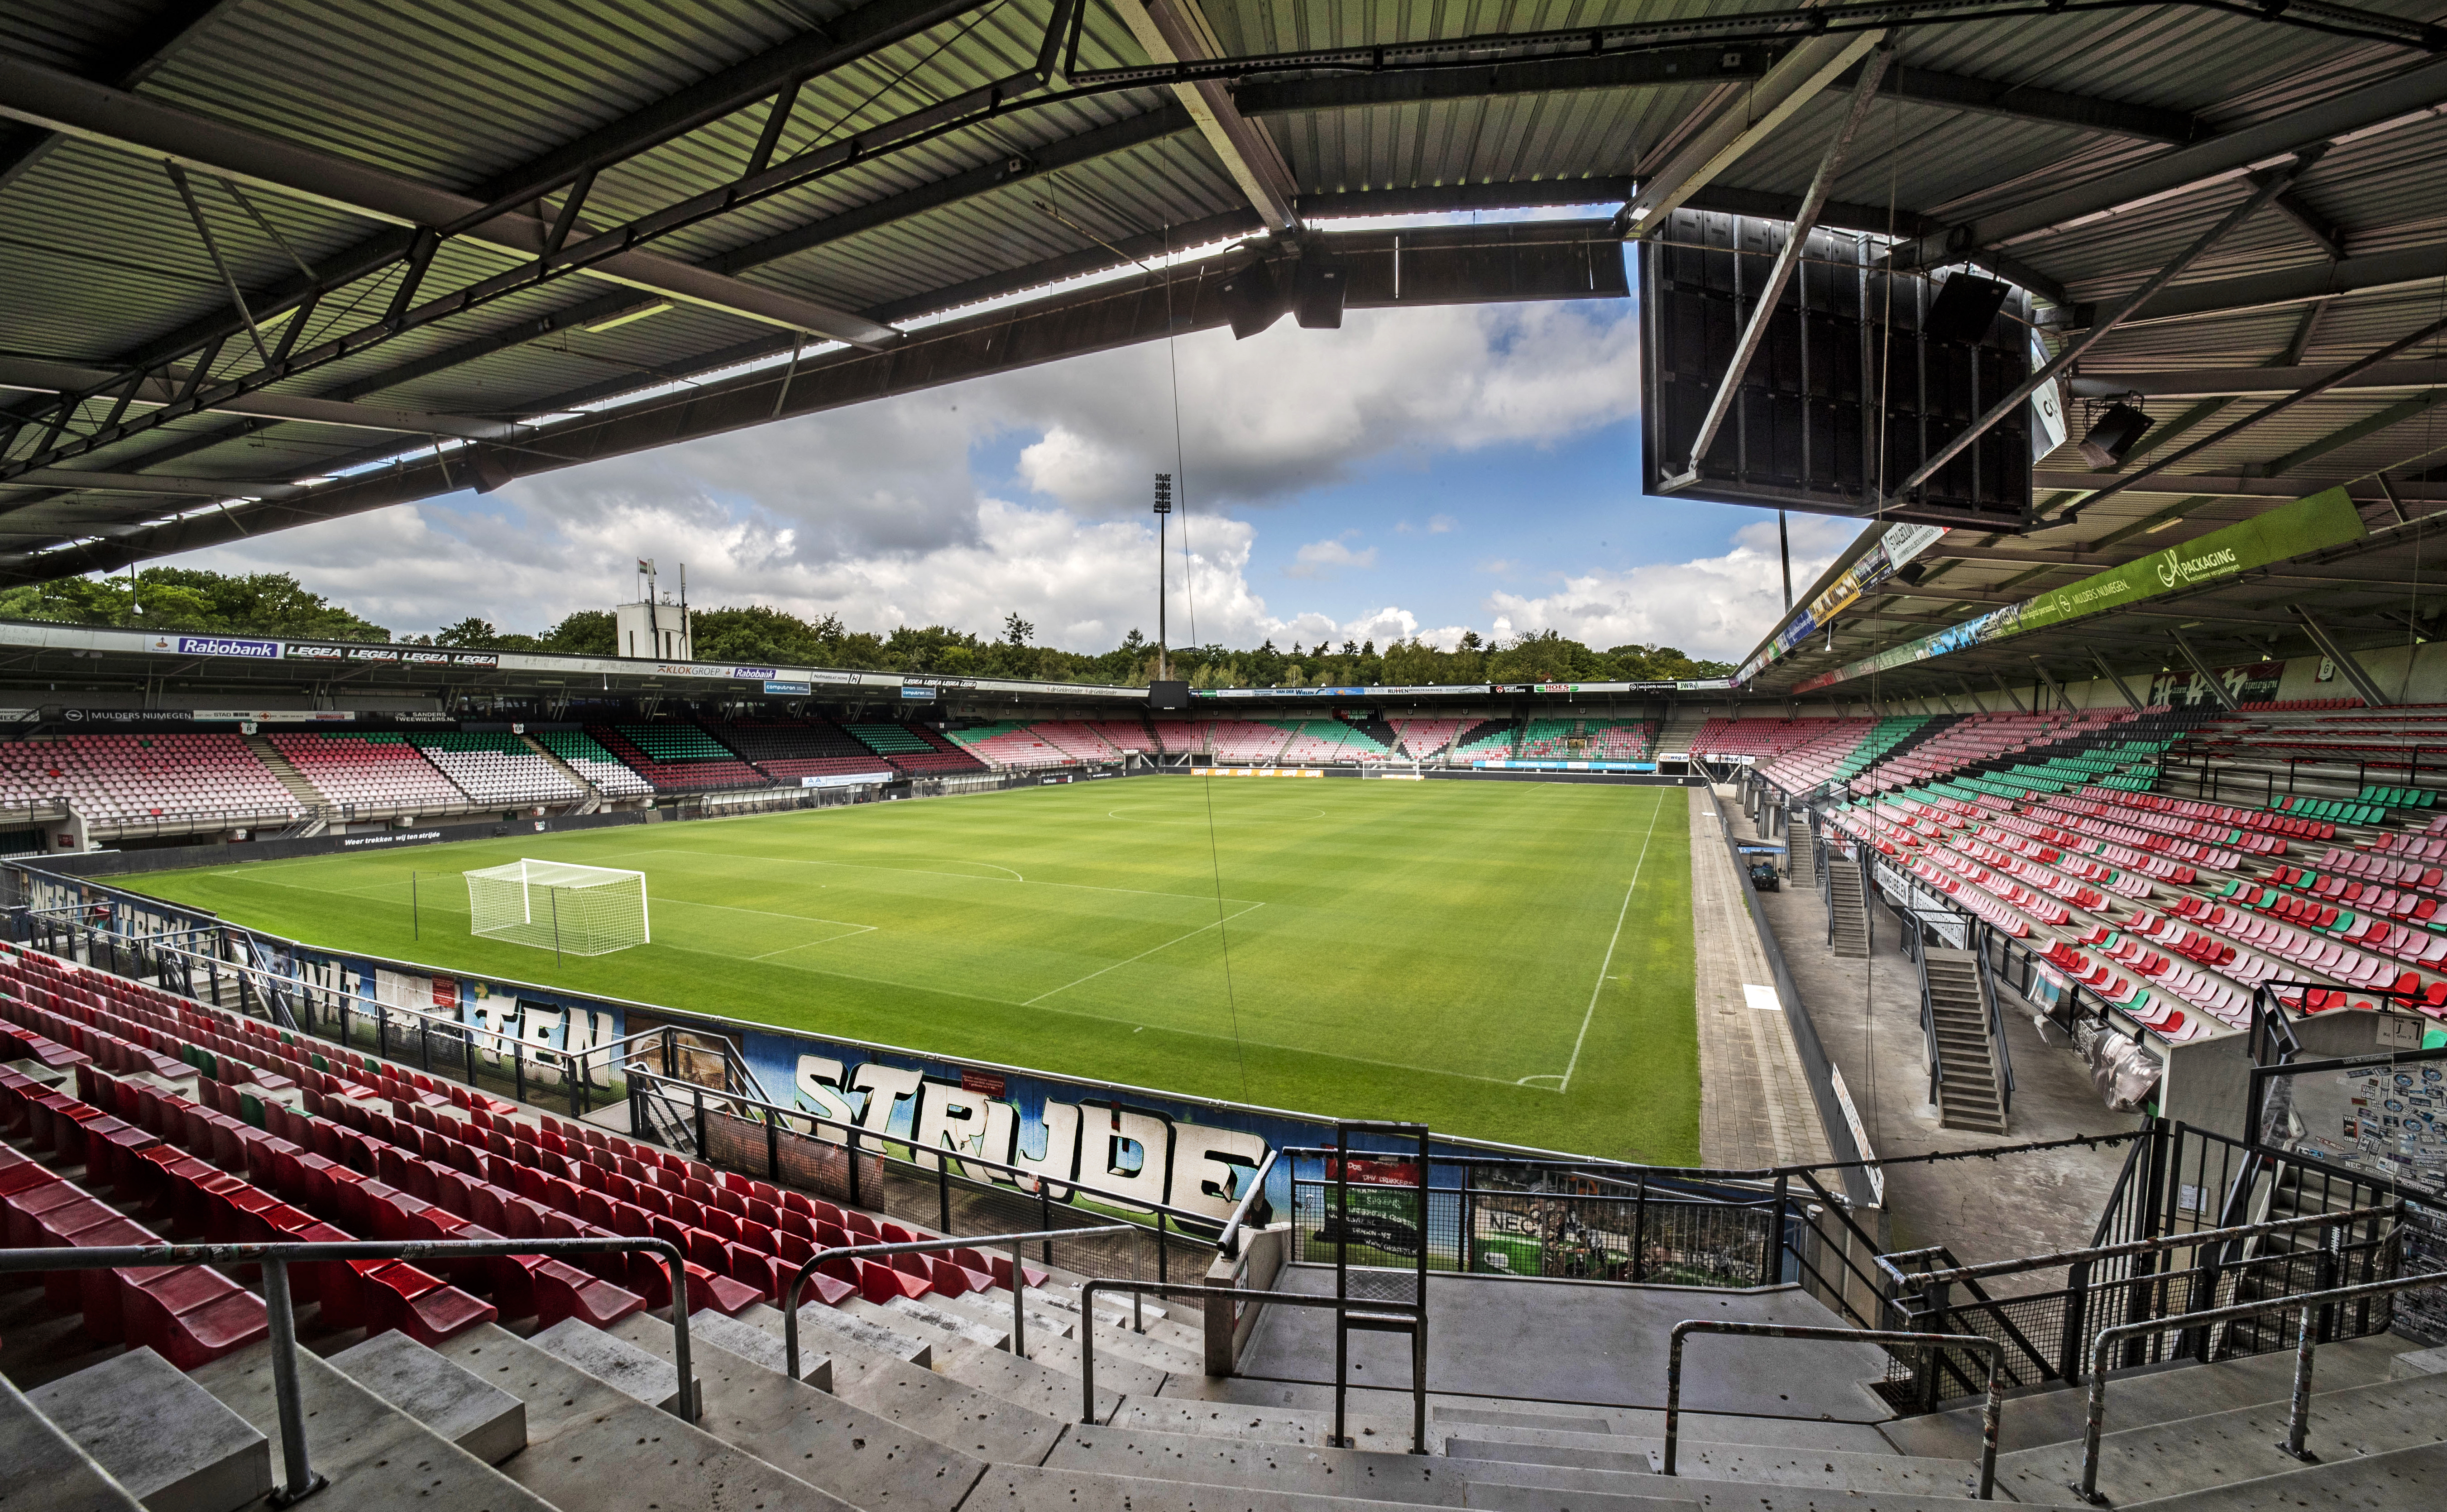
2078, 403, 2154, 468
1218, 259, 1289, 339
465, 448, 516, 494
1925, 273, 2011, 345
1294, 256, 1348, 329
1149, 679, 1192, 710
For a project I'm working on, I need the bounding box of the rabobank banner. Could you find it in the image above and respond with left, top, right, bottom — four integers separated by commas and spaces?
152, 634, 282, 659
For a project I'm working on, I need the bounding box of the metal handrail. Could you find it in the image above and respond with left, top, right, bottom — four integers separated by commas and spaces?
1215, 1146, 1278, 1258
0, 1235, 691, 1507
2074, 1268, 2447, 1504
1078, 1278, 1428, 1453
781, 1225, 1130, 1382
1666, 1321, 2005, 1499
1879, 1201, 2403, 1293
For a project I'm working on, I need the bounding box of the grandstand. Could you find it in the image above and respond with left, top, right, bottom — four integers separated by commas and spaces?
590, 725, 772, 794
714, 719, 895, 784
0, 735, 298, 834
843, 724, 987, 776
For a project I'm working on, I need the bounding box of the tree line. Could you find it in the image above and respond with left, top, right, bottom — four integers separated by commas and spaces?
0, 569, 1733, 687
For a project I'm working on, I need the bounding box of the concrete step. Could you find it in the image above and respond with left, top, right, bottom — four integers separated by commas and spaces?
1042, 1284, 1169, 1323
1441, 1416, 1895, 1456
2125, 1437, 2447, 1511
924, 1282, 1078, 1345
1462, 1478, 2086, 1512
193, 1337, 562, 1512
531, 1314, 699, 1416
612, 1313, 992, 1512
963, 1462, 1462, 1512
1431, 1406, 1612, 1437
1450, 1436, 1987, 1499
432, 1321, 854, 1512
887, 1294, 1011, 1351
707, 1304, 1070, 1465
962, 1328, 1176, 1404
329, 1329, 528, 1465
1105, 1396, 1415, 1449
682, 1305, 837, 1388
1045, 1420, 1470, 1504
804, 1298, 936, 1367
27, 1346, 268, 1512
0, 1373, 146, 1512
1992, 1371, 2447, 1506
1882, 1336, 2416, 1458
935, 1336, 1130, 1426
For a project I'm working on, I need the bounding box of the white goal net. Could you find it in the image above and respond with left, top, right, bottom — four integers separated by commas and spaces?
464, 859, 650, 956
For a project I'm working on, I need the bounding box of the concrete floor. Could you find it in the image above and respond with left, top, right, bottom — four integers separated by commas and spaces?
1727, 793, 2142, 1292
1234, 1263, 1891, 1421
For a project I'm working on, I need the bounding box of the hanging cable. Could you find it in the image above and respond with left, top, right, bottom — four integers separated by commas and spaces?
1160, 221, 1253, 1104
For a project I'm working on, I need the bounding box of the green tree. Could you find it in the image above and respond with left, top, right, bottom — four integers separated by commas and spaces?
0, 568, 390, 640
434, 616, 500, 648
540, 609, 616, 656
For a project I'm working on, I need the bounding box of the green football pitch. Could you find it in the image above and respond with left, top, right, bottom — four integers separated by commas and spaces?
122, 778, 1698, 1161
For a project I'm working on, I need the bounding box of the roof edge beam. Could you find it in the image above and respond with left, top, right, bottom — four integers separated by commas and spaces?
2091, 651, 2146, 710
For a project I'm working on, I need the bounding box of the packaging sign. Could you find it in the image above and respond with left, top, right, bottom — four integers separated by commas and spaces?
1794, 488, 2366, 691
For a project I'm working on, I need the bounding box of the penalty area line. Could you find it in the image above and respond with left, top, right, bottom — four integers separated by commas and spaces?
1554, 788, 1665, 1095
1023, 901, 1265, 1006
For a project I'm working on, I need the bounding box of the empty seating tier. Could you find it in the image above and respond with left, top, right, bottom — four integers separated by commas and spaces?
532, 730, 654, 796
269, 732, 464, 810
709, 719, 893, 780
589, 726, 772, 792
844, 724, 989, 775
0, 734, 300, 830
409, 733, 586, 806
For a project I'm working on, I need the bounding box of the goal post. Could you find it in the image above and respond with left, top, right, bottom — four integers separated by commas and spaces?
464, 859, 650, 956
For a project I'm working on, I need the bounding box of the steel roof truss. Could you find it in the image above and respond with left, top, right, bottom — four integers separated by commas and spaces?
2294, 607, 2395, 706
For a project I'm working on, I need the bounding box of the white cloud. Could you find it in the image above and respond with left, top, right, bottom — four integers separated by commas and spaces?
1485, 514, 1861, 660
1426, 514, 1458, 534
1284, 533, 1377, 580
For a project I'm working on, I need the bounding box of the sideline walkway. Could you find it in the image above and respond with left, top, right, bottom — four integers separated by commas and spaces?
1690, 785, 1833, 1170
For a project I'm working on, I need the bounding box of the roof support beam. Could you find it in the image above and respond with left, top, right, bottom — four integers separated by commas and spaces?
2252, 389, 2447, 477
1660, 44, 1893, 494
2032, 470, 2447, 502
1232, 47, 2202, 143
2057, 240, 2447, 330
2068, 359, 2447, 398
2294, 607, 2395, 707
0, 469, 307, 500
0, 0, 243, 194
2168, 629, 2239, 709
1892, 54, 2447, 268
2091, 650, 2145, 711
1620, 32, 1885, 235
1120, 0, 1298, 229
0, 55, 899, 349
0, 356, 517, 439
2063, 309, 2447, 519
2031, 660, 2069, 711
1878, 158, 2306, 512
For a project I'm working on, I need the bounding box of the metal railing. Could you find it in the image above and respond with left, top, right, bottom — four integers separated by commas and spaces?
1879, 1195, 2404, 1407
1216, 1147, 1279, 1258
2073, 1269, 2447, 1504
779, 1225, 1131, 1382
1666, 1320, 2004, 1498
0, 1235, 692, 1507
1078, 1278, 1429, 1454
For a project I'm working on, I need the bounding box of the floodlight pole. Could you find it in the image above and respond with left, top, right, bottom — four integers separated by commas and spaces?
1153, 473, 1173, 681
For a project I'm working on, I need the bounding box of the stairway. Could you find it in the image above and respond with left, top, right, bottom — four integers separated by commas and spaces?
522, 734, 603, 812
1827, 859, 1871, 958
1923, 947, 2007, 1133
244, 734, 324, 818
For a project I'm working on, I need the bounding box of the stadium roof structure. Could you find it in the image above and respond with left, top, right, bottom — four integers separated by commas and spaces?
5, 1, 2447, 705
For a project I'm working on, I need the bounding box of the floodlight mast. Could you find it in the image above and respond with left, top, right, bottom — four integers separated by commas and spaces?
1152, 473, 1173, 681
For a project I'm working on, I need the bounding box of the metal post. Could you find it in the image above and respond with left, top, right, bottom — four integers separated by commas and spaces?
1764, 1174, 1789, 1285
261, 1259, 326, 1505
2061, 1259, 2092, 1384
552, 887, 562, 965
1012, 1237, 1028, 1361
1633, 1174, 1649, 1283
2281, 1302, 2319, 1461
694, 1084, 707, 1160
412, 871, 418, 939
938, 1157, 951, 1233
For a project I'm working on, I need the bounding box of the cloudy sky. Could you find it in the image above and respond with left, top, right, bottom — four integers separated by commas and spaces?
167, 263, 1858, 662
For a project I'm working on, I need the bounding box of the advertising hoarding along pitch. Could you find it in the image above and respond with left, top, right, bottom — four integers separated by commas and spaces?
1791, 488, 2367, 692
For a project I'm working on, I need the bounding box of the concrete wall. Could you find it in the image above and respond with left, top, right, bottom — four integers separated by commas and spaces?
1204, 1222, 1288, 1377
